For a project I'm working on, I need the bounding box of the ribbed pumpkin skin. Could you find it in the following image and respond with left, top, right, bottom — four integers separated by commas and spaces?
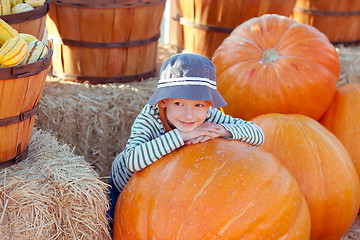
320, 83, 360, 179
212, 14, 340, 121
251, 114, 360, 240
113, 139, 311, 240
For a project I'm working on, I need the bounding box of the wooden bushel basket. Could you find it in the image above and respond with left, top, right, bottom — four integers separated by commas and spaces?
0, 49, 52, 168
174, 0, 297, 59
0, 0, 49, 40
46, 0, 166, 84
292, 0, 360, 45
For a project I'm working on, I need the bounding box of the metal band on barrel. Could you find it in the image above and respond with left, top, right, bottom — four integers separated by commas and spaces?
0, 104, 40, 127
48, 33, 160, 48
294, 6, 360, 16
174, 15, 234, 34
0, 147, 29, 169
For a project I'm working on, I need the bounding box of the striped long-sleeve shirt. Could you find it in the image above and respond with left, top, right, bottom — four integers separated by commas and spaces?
111, 104, 264, 192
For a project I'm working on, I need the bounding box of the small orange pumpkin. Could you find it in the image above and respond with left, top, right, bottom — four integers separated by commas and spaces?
320, 83, 360, 179
251, 113, 360, 240
212, 14, 340, 121
113, 139, 311, 239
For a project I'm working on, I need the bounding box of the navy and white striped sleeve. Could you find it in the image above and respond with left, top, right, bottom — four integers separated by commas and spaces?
124, 106, 184, 172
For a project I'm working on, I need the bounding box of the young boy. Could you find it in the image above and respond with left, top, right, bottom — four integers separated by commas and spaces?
108, 53, 264, 227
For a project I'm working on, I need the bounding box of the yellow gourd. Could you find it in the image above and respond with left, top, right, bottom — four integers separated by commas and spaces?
0, 37, 28, 67
0, 18, 18, 45
0, 0, 11, 15
24, 0, 44, 7
9, 0, 23, 8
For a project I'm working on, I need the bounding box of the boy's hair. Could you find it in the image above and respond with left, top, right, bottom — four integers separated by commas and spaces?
147, 53, 227, 108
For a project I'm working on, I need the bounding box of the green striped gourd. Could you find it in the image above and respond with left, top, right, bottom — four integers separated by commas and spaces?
21, 40, 48, 64
11, 2, 33, 13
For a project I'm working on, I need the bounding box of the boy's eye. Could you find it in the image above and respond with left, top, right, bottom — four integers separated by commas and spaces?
195, 104, 204, 107
175, 102, 182, 106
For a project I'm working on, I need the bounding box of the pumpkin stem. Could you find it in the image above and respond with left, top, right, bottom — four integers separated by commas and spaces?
262, 48, 278, 63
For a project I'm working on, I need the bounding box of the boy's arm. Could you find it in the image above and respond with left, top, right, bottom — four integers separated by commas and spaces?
124, 114, 184, 172
207, 107, 265, 146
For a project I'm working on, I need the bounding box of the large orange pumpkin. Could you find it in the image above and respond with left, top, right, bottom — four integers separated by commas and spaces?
113, 139, 311, 239
251, 114, 360, 240
212, 14, 340, 121
320, 83, 360, 179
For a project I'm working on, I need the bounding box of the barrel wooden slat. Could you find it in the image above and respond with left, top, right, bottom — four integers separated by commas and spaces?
0, 79, 22, 161
112, 8, 132, 41
52, 42, 64, 73
46, 1, 165, 83
0, 64, 50, 164
11, 18, 46, 40
176, 0, 296, 59
127, 7, 144, 74
292, 0, 360, 44
56, 5, 81, 40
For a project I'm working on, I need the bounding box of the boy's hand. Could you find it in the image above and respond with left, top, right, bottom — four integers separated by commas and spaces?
185, 135, 213, 145
179, 123, 232, 145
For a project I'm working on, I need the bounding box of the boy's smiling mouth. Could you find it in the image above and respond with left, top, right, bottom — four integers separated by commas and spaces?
179, 121, 196, 126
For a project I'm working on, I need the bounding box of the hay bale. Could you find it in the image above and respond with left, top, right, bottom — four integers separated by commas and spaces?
337, 44, 360, 85
0, 129, 111, 239
35, 46, 178, 179
36, 77, 157, 179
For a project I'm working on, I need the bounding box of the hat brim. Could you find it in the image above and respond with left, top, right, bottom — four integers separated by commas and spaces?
147, 85, 227, 108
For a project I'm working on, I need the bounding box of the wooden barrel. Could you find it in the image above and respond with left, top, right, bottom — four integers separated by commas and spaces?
173, 0, 297, 59
0, 0, 49, 40
292, 0, 360, 45
0, 49, 52, 168
46, 0, 166, 84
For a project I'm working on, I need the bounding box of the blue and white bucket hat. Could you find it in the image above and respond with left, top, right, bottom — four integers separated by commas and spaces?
147, 53, 227, 108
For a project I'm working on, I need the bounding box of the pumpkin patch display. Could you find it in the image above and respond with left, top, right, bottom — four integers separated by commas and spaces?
212, 14, 340, 121
113, 139, 311, 240
251, 113, 360, 240
320, 83, 360, 179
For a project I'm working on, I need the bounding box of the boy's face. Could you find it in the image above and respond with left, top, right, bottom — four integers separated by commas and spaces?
159, 98, 211, 133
